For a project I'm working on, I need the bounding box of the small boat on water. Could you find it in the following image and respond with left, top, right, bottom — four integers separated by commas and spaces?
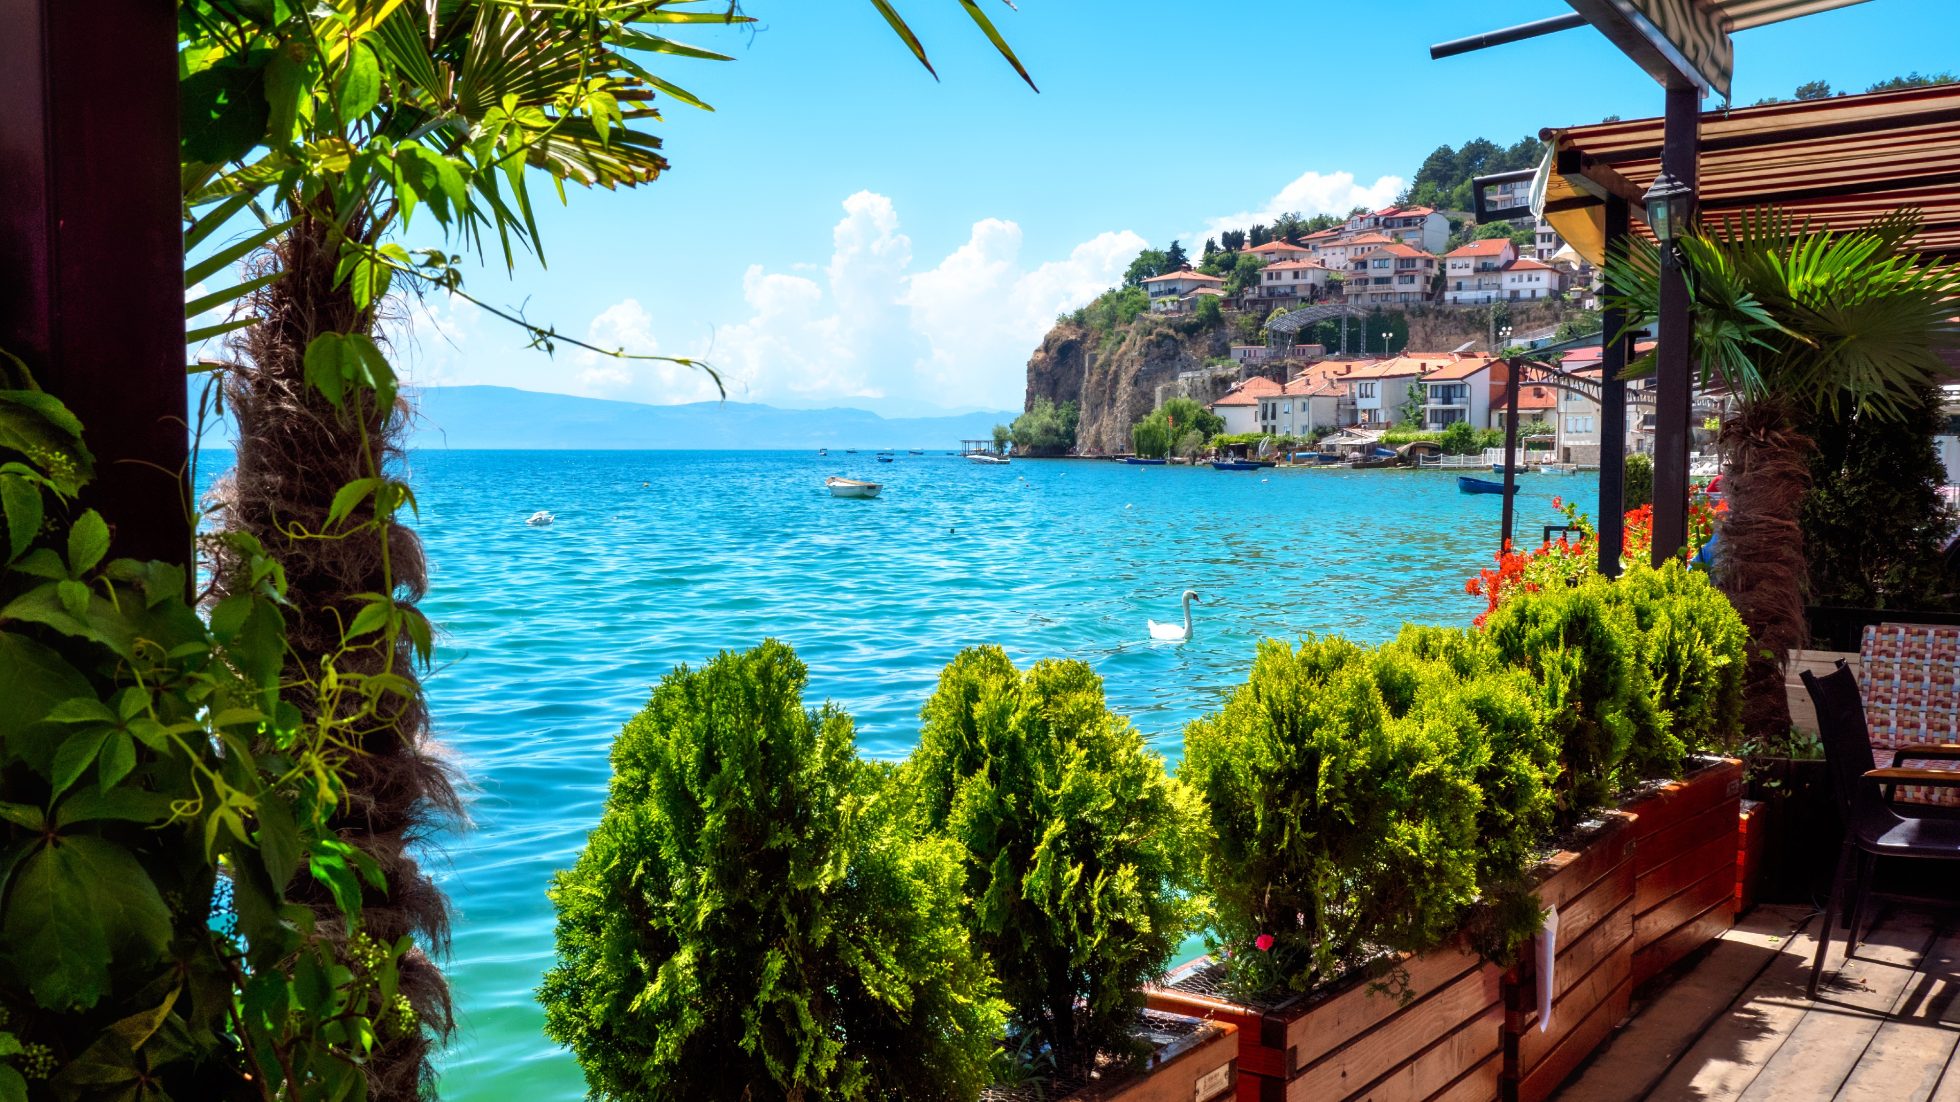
526, 510, 555, 526
1491, 463, 1525, 476
825, 477, 882, 499
1312, 452, 1345, 465
876, 455, 894, 463
817, 448, 828, 456
1122, 457, 1166, 466
845, 449, 858, 454
1210, 460, 1262, 471
1458, 476, 1519, 496
1350, 456, 1399, 469
907, 449, 925, 455
965, 453, 1010, 465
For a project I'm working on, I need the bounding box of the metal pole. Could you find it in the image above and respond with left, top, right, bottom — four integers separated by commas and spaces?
1429, 12, 1589, 60
1651, 84, 1700, 567
0, 0, 188, 570
1597, 195, 1631, 577
1500, 359, 1523, 550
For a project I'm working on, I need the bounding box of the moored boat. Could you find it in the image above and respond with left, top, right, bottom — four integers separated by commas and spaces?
965, 453, 1010, 465
1210, 460, 1261, 471
876, 456, 894, 463
1458, 475, 1518, 495
1122, 457, 1167, 465
1491, 463, 1525, 476
825, 477, 882, 498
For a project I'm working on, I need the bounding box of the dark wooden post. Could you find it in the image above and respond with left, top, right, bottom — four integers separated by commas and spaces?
1500, 358, 1523, 549
0, 0, 188, 570
1596, 194, 1631, 577
1650, 85, 1699, 567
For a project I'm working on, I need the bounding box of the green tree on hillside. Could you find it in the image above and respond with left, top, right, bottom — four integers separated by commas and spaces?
1222, 252, 1267, 297
1131, 397, 1223, 458
1249, 223, 1271, 246
1220, 229, 1246, 252
1201, 237, 1219, 263
1124, 248, 1170, 287
1163, 239, 1190, 271
1011, 398, 1080, 454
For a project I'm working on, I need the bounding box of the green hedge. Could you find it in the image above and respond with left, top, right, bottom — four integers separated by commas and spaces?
541, 641, 1004, 1101
907, 647, 1202, 1075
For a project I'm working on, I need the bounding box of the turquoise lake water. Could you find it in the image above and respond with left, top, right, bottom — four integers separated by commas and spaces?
205, 450, 1598, 1098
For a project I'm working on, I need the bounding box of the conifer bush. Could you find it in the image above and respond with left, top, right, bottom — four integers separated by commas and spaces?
539, 641, 1004, 1102
1481, 580, 1663, 817
1180, 638, 1491, 994
1602, 562, 1748, 761
908, 647, 1203, 1076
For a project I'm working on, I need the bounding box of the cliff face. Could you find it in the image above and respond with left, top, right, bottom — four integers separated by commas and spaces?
1024, 316, 1229, 454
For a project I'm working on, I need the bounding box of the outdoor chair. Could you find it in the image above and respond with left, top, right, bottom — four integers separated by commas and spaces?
1802, 661, 1960, 999
1860, 623, 1960, 809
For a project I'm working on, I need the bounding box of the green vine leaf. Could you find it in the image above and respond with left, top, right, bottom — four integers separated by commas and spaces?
5, 841, 113, 1010
66, 509, 109, 575
51, 727, 113, 796
98, 731, 137, 790
0, 474, 40, 562
0, 633, 92, 751
0, 1065, 24, 1102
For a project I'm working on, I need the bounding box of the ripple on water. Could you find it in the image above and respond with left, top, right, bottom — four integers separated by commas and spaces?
202, 449, 1596, 1100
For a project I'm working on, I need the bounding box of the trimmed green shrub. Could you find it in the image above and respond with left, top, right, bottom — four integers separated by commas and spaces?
908, 647, 1203, 1076
1482, 579, 1663, 818
1623, 453, 1655, 509
540, 641, 1004, 1101
1180, 638, 1489, 994
1603, 562, 1748, 762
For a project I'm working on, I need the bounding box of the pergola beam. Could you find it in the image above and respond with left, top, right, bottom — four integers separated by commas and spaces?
0, 0, 188, 570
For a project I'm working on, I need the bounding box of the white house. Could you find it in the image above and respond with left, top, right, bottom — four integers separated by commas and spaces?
1371, 205, 1451, 254
1257, 258, 1332, 303
1533, 217, 1566, 262
1344, 244, 1438, 306
1442, 239, 1517, 305
1257, 373, 1344, 437
1500, 257, 1565, 300
1342, 358, 1426, 426
1556, 340, 1658, 462
1140, 269, 1225, 313
1420, 354, 1500, 431
1207, 375, 1281, 436
1310, 231, 1394, 270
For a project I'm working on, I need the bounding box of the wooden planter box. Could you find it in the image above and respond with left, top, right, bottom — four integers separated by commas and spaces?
985, 1012, 1238, 1102
1501, 813, 1637, 1102
1621, 757, 1743, 987
1735, 799, 1766, 917
1145, 935, 1503, 1102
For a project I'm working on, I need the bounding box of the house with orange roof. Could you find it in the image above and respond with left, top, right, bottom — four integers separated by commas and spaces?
1490, 376, 1561, 436
1335, 357, 1433, 426
1255, 258, 1332, 304
1344, 205, 1450, 253
1501, 257, 1566, 301
1442, 239, 1517, 305
1256, 367, 1349, 437
1418, 353, 1502, 431
1557, 341, 1659, 462
1139, 269, 1225, 314
1309, 231, 1395, 270
1244, 239, 1314, 264
1344, 243, 1439, 306
1207, 375, 1282, 436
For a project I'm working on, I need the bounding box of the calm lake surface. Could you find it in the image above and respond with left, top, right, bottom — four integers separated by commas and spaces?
205, 449, 1598, 1099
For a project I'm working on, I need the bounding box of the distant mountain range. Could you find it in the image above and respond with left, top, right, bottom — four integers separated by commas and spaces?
390, 386, 1015, 450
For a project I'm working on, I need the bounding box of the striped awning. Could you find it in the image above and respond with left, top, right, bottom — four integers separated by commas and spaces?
1713, 0, 1873, 30
1538, 82, 1960, 263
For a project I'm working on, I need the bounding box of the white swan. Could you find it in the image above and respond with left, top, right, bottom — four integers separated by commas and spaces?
526, 510, 555, 527
1148, 589, 1200, 642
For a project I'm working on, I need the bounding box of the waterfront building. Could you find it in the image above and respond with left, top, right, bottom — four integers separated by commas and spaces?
1418, 353, 1501, 430
1500, 256, 1566, 300
1208, 375, 1282, 436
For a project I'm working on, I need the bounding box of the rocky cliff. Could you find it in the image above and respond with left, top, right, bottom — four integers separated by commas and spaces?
1023, 315, 1231, 454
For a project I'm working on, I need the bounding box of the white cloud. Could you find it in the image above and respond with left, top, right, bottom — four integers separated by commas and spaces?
1198, 169, 1405, 242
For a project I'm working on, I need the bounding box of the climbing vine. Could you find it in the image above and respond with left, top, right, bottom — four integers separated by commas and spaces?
0, 343, 427, 1100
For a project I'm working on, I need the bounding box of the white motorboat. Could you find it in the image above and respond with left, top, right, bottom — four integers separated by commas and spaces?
965, 452, 1010, 465
526, 510, 555, 526
825, 477, 882, 499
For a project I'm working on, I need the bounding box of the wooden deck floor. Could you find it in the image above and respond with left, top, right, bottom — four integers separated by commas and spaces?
1552, 903, 1960, 1101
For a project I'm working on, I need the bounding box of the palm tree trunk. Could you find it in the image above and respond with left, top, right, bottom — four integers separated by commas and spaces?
210, 213, 457, 1099
1714, 396, 1814, 749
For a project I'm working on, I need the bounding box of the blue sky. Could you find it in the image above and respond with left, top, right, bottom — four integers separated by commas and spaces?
369, 0, 1957, 416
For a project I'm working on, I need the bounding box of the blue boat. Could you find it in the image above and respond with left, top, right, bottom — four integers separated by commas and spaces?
1458, 475, 1518, 495
1312, 452, 1345, 465
877, 456, 894, 463
1211, 460, 1262, 471
1121, 457, 1166, 465
1491, 463, 1525, 476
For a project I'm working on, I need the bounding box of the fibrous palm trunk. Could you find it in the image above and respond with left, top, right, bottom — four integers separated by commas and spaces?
1713, 395, 1814, 749
210, 213, 457, 1099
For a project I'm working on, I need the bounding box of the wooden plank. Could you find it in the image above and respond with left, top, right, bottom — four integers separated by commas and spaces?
1532, 816, 1636, 912
1634, 799, 1741, 885
1289, 964, 1501, 1100
1829, 924, 1960, 1102
1426, 1051, 1501, 1102
1333, 1000, 1504, 1102
1626, 760, 1742, 856
1732, 908, 1940, 1102
1636, 824, 1738, 917
1548, 859, 1637, 964
1287, 941, 1488, 1073
1549, 904, 1809, 1102
1142, 986, 1291, 1081
1515, 930, 1635, 1073
1235, 1070, 1283, 1102
1735, 802, 1766, 917
1514, 974, 1632, 1102
1632, 890, 1736, 990
1633, 856, 1736, 953
1508, 903, 1634, 1033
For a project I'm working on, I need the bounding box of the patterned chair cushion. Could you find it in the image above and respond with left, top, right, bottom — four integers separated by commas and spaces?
1861, 623, 1960, 807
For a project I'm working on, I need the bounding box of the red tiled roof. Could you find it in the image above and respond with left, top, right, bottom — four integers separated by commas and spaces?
1247, 240, 1312, 254
1561, 340, 1658, 368
1139, 269, 1224, 284
1493, 383, 1560, 410
1505, 257, 1556, 272
1446, 239, 1514, 258
1303, 227, 1343, 241
1375, 205, 1437, 219
1264, 259, 1328, 271
1210, 375, 1284, 407
1417, 354, 1499, 381
1337, 232, 1395, 247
